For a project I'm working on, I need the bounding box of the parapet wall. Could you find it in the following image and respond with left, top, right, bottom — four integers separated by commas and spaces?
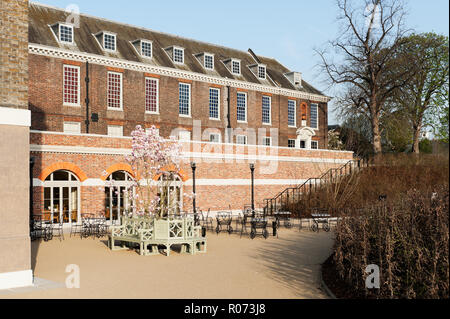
31, 131, 354, 214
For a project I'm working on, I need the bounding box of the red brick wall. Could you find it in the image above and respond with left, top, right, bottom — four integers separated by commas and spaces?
31, 132, 353, 215
28, 54, 328, 148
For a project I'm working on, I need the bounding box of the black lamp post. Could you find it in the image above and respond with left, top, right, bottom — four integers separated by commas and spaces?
191, 162, 197, 222
250, 163, 255, 218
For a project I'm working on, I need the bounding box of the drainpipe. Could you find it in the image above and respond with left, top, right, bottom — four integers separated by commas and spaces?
85, 61, 90, 134
226, 86, 232, 143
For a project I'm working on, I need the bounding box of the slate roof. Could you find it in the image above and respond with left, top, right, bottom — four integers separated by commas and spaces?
28, 2, 325, 97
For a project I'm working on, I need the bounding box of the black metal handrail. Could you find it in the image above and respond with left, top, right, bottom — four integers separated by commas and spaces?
263, 158, 369, 216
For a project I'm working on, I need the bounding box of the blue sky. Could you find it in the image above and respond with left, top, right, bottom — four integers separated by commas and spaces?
35, 0, 449, 125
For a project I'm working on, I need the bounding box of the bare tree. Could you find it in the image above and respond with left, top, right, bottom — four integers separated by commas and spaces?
317, 0, 412, 154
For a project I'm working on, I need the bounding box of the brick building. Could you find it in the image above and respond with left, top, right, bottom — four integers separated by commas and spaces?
20, 3, 354, 237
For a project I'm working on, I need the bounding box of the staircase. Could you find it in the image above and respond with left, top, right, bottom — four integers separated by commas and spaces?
263, 158, 369, 216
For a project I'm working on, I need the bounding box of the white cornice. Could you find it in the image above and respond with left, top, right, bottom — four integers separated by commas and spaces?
28, 43, 331, 103
30, 144, 350, 164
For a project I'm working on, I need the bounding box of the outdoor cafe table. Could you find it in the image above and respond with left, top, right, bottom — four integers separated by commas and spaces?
81, 216, 107, 238
273, 211, 292, 228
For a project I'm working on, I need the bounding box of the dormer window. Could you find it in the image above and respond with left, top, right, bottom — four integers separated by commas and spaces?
50, 23, 74, 44
258, 65, 266, 79
95, 31, 117, 52
204, 54, 214, 70
284, 71, 303, 88
104, 33, 116, 51
173, 47, 184, 64
141, 41, 152, 58
132, 39, 152, 58
232, 60, 241, 75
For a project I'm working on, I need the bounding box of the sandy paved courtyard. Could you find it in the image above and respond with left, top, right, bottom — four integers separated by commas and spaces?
1, 228, 334, 299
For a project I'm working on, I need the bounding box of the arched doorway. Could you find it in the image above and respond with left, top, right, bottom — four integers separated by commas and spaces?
158, 173, 183, 215
104, 171, 134, 224
43, 170, 80, 224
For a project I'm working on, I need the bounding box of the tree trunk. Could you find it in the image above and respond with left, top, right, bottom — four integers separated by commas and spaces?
412, 123, 422, 154
371, 114, 383, 155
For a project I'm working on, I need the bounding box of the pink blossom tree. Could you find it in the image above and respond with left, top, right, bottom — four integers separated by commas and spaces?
122, 125, 183, 218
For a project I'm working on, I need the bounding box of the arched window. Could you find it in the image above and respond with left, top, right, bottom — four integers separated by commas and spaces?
158, 173, 183, 215
105, 171, 134, 224
43, 170, 80, 224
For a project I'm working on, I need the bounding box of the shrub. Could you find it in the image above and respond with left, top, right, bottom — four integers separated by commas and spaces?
333, 187, 449, 298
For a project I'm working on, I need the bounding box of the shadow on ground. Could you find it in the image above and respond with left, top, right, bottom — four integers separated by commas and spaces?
248, 230, 334, 298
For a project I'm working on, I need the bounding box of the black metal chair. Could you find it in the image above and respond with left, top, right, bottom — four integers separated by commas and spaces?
201, 208, 214, 231
216, 212, 233, 234
250, 214, 269, 239
51, 221, 64, 241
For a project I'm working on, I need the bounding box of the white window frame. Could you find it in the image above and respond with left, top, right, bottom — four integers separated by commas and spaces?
209, 133, 221, 143
59, 23, 74, 44
103, 32, 117, 52
140, 40, 153, 58
107, 125, 123, 137
288, 139, 296, 148
236, 135, 247, 145
262, 95, 272, 125
311, 140, 319, 150
236, 92, 247, 123
178, 82, 191, 118
288, 100, 297, 128
62, 65, 81, 107
63, 122, 81, 134
107, 71, 123, 111
258, 65, 267, 80
310, 103, 319, 130
231, 59, 241, 75
209, 87, 221, 120
262, 136, 272, 146
145, 77, 159, 114
173, 47, 185, 64
204, 53, 214, 70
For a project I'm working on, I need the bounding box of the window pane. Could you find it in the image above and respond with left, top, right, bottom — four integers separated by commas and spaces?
53, 170, 69, 181
262, 96, 271, 124
237, 92, 246, 122
209, 88, 219, 119
104, 34, 116, 51
288, 139, 296, 148
209, 133, 220, 143
205, 55, 214, 69
145, 78, 158, 113
174, 48, 184, 63
258, 66, 266, 79
59, 25, 73, 43
141, 41, 152, 57
310, 103, 318, 129
288, 100, 296, 127
236, 135, 247, 145
107, 72, 122, 109
232, 61, 240, 74
63, 66, 79, 105
179, 83, 190, 116
311, 141, 319, 150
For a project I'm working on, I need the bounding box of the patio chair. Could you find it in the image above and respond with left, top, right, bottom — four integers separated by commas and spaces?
51, 221, 64, 241
70, 221, 82, 238
202, 208, 214, 231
